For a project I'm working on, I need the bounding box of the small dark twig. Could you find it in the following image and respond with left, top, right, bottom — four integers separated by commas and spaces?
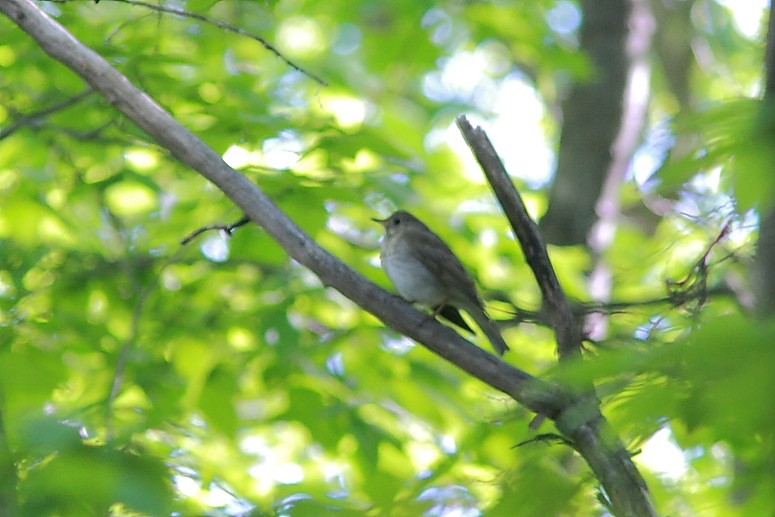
498, 306, 548, 328
580, 283, 736, 320
515, 432, 575, 448
666, 220, 732, 312
181, 215, 251, 245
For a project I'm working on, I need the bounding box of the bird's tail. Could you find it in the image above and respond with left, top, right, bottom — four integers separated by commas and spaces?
466, 304, 509, 356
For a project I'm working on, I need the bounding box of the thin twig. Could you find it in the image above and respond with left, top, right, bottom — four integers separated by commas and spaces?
102, 0, 328, 87
105, 285, 150, 441
515, 432, 574, 448
501, 221, 738, 330
667, 220, 732, 311
0, 87, 94, 140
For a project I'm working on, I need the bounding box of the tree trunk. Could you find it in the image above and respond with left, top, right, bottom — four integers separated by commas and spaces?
753, 1, 775, 314
540, 0, 651, 248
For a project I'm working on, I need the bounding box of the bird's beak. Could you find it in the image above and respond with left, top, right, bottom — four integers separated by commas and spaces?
371, 217, 388, 225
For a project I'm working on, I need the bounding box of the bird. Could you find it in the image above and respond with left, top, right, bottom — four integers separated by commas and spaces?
373, 210, 509, 355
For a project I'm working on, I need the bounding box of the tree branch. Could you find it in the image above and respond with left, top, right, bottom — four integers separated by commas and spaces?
0, 1, 656, 515
456, 117, 655, 517
456, 116, 584, 360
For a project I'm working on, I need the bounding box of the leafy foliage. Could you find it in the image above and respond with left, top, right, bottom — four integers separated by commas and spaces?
0, 0, 771, 515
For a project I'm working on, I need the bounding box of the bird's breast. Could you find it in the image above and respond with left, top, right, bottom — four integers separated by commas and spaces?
381, 238, 446, 306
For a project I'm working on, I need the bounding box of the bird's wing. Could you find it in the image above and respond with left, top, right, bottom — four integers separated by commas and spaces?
402, 227, 481, 305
